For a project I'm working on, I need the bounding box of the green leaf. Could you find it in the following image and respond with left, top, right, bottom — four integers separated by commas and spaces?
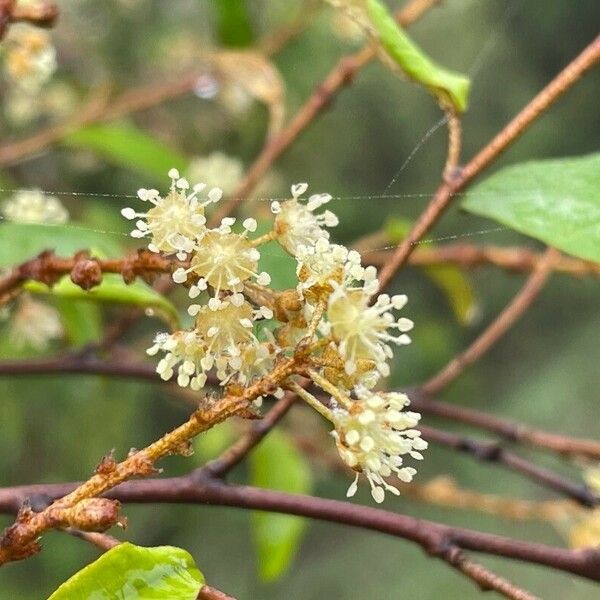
215, 0, 254, 47
0, 222, 122, 268
250, 430, 313, 582
462, 153, 600, 262
386, 218, 478, 325
65, 123, 188, 181
364, 0, 470, 112
25, 274, 180, 330
48, 543, 204, 599
54, 298, 103, 347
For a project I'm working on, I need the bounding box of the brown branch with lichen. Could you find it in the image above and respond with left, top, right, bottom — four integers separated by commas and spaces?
0, 357, 300, 565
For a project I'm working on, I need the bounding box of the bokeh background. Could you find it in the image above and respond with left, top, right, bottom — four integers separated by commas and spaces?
0, 0, 599, 598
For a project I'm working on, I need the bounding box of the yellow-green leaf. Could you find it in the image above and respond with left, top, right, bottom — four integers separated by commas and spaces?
25, 274, 180, 330
48, 543, 204, 599
327, 0, 470, 112
250, 430, 313, 582
386, 217, 478, 325
65, 122, 188, 181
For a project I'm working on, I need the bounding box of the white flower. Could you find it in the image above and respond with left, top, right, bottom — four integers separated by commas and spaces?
273, 183, 338, 255
8, 295, 63, 350
148, 330, 208, 390
1, 189, 68, 224
121, 168, 222, 258
187, 152, 243, 196
172, 219, 271, 304
4, 25, 57, 93
330, 388, 427, 503
296, 239, 365, 298
152, 296, 274, 388
327, 286, 413, 377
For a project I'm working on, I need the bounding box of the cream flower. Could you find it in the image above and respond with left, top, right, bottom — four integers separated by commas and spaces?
1, 189, 68, 224
187, 152, 243, 196
148, 330, 208, 390
327, 287, 413, 376
4, 26, 57, 93
9, 295, 63, 350
172, 218, 271, 306
149, 298, 271, 390
330, 388, 427, 503
121, 169, 222, 258
272, 183, 338, 255
296, 239, 366, 299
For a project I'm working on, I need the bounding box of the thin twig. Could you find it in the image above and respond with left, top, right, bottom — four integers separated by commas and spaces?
422, 247, 558, 395
365, 244, 600, 279
376, 35, 600, 290
209, 0, 441, 225
409, 391, 600, 460
419, 425, 599, 508
198, 390, 298, 479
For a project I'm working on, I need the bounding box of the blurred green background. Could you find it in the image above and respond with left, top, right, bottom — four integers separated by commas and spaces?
0, 0, 599, 598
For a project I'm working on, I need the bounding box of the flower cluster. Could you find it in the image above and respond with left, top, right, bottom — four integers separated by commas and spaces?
124, 170, 425, 502
1, 189, 68, 225
3, 25, 57, 93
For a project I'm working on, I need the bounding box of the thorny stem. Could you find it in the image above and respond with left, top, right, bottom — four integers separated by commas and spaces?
422, 247, 558, 395
376, 34, 600, 291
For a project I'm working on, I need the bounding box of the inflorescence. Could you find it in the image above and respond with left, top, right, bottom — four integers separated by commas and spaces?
122, 169, 426, 502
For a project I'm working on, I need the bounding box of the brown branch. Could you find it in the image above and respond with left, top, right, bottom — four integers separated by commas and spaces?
365, 244, 600, 279
0, 249, 173, 303
198, 585, 237, 600
419, 425, 600, 508
422, 247, 557, 395
209, 0, 441, 225
1, 477, 599, 584
376, 34, 600, 290
445, 550, 540, 600
0, 0, 57, 39
198, 390, 298, 479
410, 392, 600, 461
0, 356, 302, 565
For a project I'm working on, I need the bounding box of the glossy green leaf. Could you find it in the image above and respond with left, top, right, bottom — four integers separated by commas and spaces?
0, 222, 123, 268
462, 153, 600, 262
215, 0, 254, 47
65, 123, 188, 180
250, 430, 313, 582
386, 218, 478, 325
364, 0, 470, 112
48, 543, 204, 599
25, 274, 180, 330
